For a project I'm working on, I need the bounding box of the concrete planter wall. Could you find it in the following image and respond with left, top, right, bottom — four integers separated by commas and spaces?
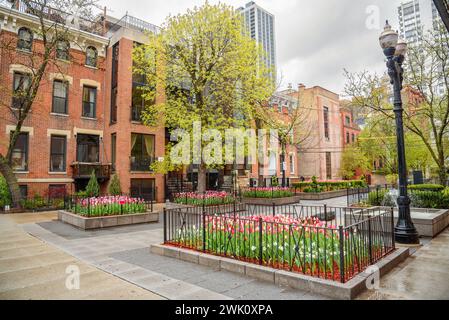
241, 196, 302, 206
295, 189, 349, 200
58, 210, 159, 230
151, 244, 409, 300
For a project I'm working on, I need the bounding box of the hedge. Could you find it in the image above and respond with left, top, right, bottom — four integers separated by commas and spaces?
408, 184, 445, 191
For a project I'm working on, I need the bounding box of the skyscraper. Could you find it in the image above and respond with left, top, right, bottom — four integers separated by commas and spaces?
237, 1, 276, 81
397, 0, 444, 45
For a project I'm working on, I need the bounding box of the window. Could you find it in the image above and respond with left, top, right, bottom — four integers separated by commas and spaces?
289, 154, 295, 174
352, 134, 355, 143
11, 132, 29, 172
111, 133, 116, 172
131, 134, 155, 171
346, 132, 350, 144
19, 185, 28, 200
345, 116, 351, 125
85, 46, 98, 67
132, 44, 149, 122
323, 107, 330, 140
50, 135, 66, 172
76, 134, 99, 163
52, 80, 68, 114
326, 152, 332, 180
82, 86, 97, 118
12, 72, 30, 109
110, 42, 119, 123
17, 27, 33, 52
56, 40, 70, 60
48, 185, 66, 199
130, 179, 155, 201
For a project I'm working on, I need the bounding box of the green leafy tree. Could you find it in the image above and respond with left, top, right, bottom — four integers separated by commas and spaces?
85, 171, 100, 197
339, 145, 371, 180
344, 23, 449, 185
108, 174, 122, 196
133, 3, 274, 192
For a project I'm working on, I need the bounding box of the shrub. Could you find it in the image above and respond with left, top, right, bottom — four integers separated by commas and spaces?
20, 194, 47, 211
367, 189, 398, 207
0, 174, 11, 208
85, 171, 100, 197
409, 184, 445, 191
108, 174, 122, 196
409, 190, 449, 209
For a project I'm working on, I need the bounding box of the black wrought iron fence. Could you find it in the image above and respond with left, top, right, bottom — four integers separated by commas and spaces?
163, 204, 395, 283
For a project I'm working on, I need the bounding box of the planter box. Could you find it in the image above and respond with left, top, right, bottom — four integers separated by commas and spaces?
58, 210, 159, 230
241, 196, 302, 206
150, 244, 409, 300
350, 207, 449, 238
295, 189, 348, 200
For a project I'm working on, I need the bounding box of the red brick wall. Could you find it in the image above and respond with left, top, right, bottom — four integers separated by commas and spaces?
103, 38, 166, 202
0, 30, 107, 197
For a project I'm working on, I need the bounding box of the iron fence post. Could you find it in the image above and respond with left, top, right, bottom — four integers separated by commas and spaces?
202, 212, 206, 252
259, 217, 263, 265
391, 207, 396, 249
339, 226, 345, 283
272, 202, 276, 217
368, 216, 373, 265
163, 208, 167, 243
324, 204, 328, 223
347, 188, 350, 207
87, 198, 90, 217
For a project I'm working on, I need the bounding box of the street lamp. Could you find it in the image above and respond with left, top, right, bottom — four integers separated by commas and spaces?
379, 21, 419, 244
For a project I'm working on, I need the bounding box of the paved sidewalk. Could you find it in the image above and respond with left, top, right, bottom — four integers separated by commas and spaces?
0, 213, 164, 300
357, 228, 449, 300
20, 212, 327, 300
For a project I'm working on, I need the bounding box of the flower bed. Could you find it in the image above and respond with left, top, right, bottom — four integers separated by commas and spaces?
164, 207, 395, 283
293, 180, 367, 193
173, 191, 235, 206
69, 196, 148, 217
242, 187, 293, 198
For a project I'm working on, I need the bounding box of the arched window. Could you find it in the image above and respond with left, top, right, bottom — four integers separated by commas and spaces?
56, 40, 70, 60
17, 27, 33, 52
85, 46, 98, 67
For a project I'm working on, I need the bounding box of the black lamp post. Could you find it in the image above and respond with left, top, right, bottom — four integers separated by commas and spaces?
379, 21, 419, 244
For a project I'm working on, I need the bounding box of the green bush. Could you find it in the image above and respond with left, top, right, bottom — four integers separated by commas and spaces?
367, 189, 390, 206
20, 194, 47, 211
108, 174, 122, 196
409, 190, 449, 209
0, 174, 11, 208
409, 184, 445, 191
85, 171, 100, 197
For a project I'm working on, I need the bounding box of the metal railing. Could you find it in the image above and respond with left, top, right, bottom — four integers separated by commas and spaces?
7, 0, 104, 36
163, 203, 395, 283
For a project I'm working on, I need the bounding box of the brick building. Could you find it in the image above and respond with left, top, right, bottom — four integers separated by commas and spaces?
285, 84, 344, 180
0, 2, 165, 201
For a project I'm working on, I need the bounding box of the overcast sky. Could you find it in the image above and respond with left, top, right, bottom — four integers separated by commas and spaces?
99, 0, 407, 95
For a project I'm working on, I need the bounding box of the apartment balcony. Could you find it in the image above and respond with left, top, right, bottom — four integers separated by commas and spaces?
130, 156, 155, 172
71, 163, 112, 181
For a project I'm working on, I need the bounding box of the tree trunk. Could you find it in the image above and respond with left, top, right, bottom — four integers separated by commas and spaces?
197, 164, 207, 193
0, 155, 22, 208
438, 166, 448, 187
